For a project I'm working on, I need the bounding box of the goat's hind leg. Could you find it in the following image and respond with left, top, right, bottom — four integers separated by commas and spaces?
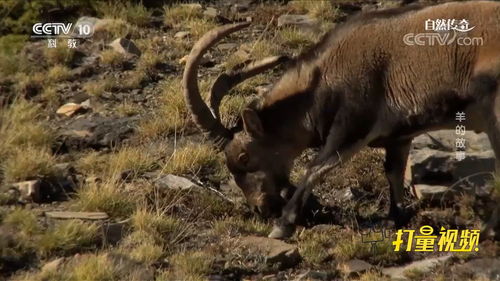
481, 84, 500, 239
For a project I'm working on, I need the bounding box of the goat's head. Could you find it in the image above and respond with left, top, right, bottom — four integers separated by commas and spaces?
183, 22, 296, 218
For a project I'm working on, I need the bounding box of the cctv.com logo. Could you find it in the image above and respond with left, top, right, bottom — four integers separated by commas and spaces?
403, 32, 483, 46
31, 20, 94, 38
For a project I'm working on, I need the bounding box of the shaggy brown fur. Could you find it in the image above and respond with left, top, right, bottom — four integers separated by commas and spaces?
184, 1, 500, 239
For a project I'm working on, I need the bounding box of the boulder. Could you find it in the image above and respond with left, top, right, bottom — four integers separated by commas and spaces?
460, 258, 500, 280
56, 103, 86, 117
178, 54, 211, 66
203, 7, 219, 18
180, 3, 202, 9
102, 219, 129, 245
45, 211, 109, 220
277, 14, 319, 32
412, 184, 449, 201
382, 255, 452, 281
294, 270, 331, 281
339, 259, 373, 275
217, 43, 238, 51
411, 131, 491, 152
11, 180, 41, 202
174, 31, 190, 39
239, 236, 300, 268
109, 38, 141, 57
409, 148, 495, 186
59, 116, 137, 149
155, 174, 200, 190
41, 258, 65, 273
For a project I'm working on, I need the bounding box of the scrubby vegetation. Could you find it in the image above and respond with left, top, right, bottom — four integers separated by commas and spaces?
0, 1, 498, 280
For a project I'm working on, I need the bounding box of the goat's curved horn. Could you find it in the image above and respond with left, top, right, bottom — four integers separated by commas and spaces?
209, 55, 291, 119
183, 22, 251, 148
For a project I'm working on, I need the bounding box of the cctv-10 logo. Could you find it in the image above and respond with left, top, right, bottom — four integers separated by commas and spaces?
32, 21, 93, 38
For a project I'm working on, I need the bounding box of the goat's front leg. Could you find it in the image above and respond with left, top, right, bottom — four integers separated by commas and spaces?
384, 139, 413, 226
268, 139, 366, 239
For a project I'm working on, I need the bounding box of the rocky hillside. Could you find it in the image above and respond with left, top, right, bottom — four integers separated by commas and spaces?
0, 1, 499, 280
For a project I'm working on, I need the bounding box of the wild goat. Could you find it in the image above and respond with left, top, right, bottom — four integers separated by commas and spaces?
183, 1, 500, 239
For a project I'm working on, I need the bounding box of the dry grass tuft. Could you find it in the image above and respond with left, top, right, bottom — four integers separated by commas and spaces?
14, 72, 46, 97
74, 180, 138, 218
219, 95, 249, 127
94, 18, 138, 40
289, 0, 343, 22
162, 143, 222, 177
359, 270, 391, 281
47, 64, 72, 82
2, 146, 57, 183
0, 99, 54, 150
137, 50, 163, 75
40, 86, 60, 107
186, 18, 217, 39
116, 101, 140, 117
168, 250, 214, 281
278, 27, 317, 52
3, 208, 41, 237
44, 46, 75, 66
96, 1, 152, 27
106, 146, 157, 178
298, 227, 336, 265
212, 216, 271, 237
136, 78, 187, 139
131, 208, 185, 245
119, 230, 164, 265
163, 4, 204, 27
83, 76, 115, 97
100, 49, 126, 67
0, 99, 56, 183
37, 220, 100, 257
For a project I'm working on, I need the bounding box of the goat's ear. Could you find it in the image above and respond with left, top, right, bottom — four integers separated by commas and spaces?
242, 108, 264, 138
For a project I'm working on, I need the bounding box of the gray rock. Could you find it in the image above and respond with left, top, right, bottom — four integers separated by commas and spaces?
102, 219, 129, 245
377, 0, 403, 9
412, 184, 449, 201
45, 211, 109, 220
412, 131, 491, 152
155, 174, 200, 190
231, 3, 250, 13
382, 255, 452, 281
277, 14, 319, 32
109, 38, 141, 57
239, 236, 300, 268
409, 148, 495, 186
178, 54, 211, 65
174, 31, 190, 39
56, 103, 86, 117
203, 7, 219, 18
460, 258, 500, 280
340, 259, 373, 275
294, 270, 330, 281
11, 180, 41, 202
180, 3, 202, 9
217, 43, 238, 51
41, 258, 65, 273
59, 116, 137, 149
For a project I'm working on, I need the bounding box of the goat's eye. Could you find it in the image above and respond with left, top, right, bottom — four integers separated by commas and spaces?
238, 152, 249, 165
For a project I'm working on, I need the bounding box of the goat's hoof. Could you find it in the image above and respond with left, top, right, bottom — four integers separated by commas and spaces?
268, 223, 295, 239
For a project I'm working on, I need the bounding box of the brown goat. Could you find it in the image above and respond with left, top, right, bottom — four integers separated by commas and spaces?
183, 1, 500, 239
